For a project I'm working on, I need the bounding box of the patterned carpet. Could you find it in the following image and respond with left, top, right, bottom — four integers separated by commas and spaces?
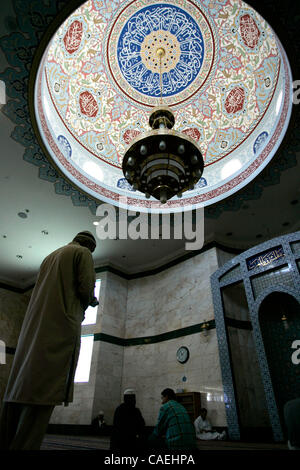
41, 434, 289, 451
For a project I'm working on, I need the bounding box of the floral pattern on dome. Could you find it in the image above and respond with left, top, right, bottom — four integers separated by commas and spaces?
36, 0, 292, 212
44, 0, 280, 170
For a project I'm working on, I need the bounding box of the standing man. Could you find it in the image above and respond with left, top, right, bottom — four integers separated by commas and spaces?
149, 388, 197, 451
0, 231, 98, 450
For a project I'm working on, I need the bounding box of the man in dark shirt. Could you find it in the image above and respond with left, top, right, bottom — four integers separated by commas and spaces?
110, 389, 146, 452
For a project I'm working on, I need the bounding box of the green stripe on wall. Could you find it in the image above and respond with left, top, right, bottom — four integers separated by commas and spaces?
94, 320, 216, 346
5, 318, 253, 354
5, 321, 215, 354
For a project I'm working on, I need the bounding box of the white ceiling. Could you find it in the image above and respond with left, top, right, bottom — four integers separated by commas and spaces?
0, 0, 299, 289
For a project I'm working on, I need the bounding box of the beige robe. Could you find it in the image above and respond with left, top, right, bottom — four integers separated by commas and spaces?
4, 242, 95, 406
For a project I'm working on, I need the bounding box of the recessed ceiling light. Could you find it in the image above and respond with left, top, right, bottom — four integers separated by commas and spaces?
16, 255, 23, 259
41, 230, 49, 235
2, 235, 7, 238
93, 221, 99, 226
18, 212, 28, 219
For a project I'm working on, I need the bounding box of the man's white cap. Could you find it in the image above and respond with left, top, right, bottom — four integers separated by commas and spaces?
124, 388, 135, 395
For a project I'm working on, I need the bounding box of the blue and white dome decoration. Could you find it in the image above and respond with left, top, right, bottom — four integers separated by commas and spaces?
253, 132, 269, 155
57, 135, 72, 158
117, 178, 136, 192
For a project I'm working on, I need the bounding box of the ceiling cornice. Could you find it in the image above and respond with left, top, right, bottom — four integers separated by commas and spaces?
0, 239, 242, 292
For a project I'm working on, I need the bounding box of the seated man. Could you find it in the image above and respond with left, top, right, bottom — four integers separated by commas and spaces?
92, 411, 107, 436
194, 408, 226, 441
149, 388, 197, 451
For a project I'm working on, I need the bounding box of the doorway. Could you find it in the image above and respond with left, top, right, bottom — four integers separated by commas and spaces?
259, 292, 300, 432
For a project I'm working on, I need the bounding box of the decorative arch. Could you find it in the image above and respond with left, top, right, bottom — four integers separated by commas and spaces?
249, 287, 300, 441
211, 231, 300, 441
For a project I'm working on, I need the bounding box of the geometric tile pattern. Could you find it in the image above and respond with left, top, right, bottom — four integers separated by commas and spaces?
251, 264, 295, 299
211, 231, 300, 441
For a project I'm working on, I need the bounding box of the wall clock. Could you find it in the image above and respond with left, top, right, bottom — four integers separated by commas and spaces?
176, 346, 190, 364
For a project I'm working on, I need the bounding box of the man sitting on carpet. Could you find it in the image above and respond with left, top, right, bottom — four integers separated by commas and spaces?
194, 408, 226, 441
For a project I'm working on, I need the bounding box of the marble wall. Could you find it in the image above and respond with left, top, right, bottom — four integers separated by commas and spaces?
216, 247, 236, 268
221, 281, 271, 428
120, 248, 227, 427
120, 331, 225, 427
92, 272, 127, 423
227, 327, 270, 427
125, 250, 218, 335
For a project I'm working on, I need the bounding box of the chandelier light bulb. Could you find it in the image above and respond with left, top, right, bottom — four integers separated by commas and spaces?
127, 156, 135, 166
178, 144, 185, 154
159, 140, 167, 151
140, 145, 147, 155
160, 189, 168, 204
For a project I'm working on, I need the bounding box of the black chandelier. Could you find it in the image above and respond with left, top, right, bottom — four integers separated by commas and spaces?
122, 47, 204, 204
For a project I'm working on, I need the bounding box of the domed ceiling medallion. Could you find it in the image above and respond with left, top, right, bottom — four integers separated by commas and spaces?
35, 0, 293, 213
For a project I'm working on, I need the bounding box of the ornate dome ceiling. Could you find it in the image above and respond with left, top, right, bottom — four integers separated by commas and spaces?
35, 0, 293, 213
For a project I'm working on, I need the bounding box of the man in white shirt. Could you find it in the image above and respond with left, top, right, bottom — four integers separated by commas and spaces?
194, 408, 226, 441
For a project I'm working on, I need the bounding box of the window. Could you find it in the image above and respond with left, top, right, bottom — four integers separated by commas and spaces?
74, 334, 94, 383
82, 279, 101, 326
